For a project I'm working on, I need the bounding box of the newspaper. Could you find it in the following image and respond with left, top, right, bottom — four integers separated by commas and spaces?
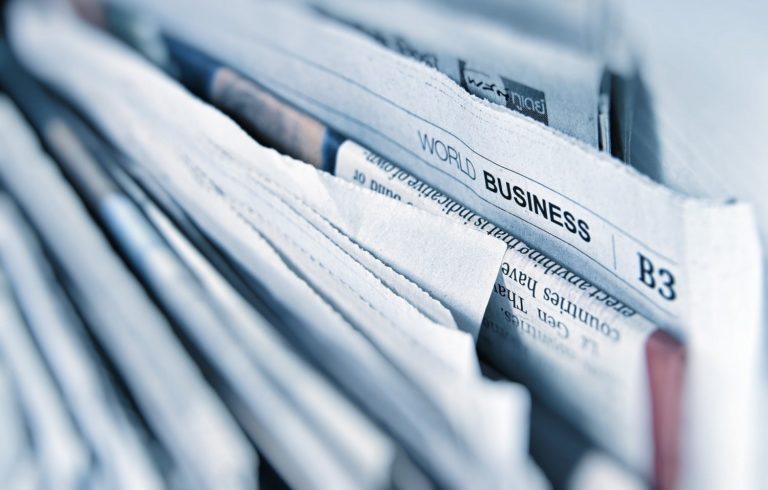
8, 5, 533, 486
0, 361, 39, 489
121, 172, 402, 489
333, 140, 687, 479
78, 4, 503, 338
303, 0, 606, 148
0, 95, 259, 489
29, 64, 400, 487
100, 0, 762, 332
86, 21, 679, 479
96, 0, 764, 487
0, 266, 91, 489
0, 197, 164, 489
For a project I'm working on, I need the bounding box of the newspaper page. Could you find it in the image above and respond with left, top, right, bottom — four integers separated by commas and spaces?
84, 24, 678, 481
6, 64, 400, 487
0, 267, 90, 489
102, 0, 765, 487
0, 361, 40, 489
0, 95, 259, 489
302, 0, 605, 147
0, 197, 164, 489
130, 178, 401, 489
129, 29, 683, 481
333, 140, 687, 480
8, 6, 533, 487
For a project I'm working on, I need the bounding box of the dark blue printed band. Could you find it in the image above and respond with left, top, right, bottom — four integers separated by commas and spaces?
321, 129, 346, 174
163, 35, 221, 99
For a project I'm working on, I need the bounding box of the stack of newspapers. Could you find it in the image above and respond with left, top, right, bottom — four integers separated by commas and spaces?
0, 0, 766, 488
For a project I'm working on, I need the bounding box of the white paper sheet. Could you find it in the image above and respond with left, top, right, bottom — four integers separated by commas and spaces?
0, 360, 41, 490
0, 197, 163, 490
135, 182, 398, 489
0, 95, 257, 489
0, 268, 90, 489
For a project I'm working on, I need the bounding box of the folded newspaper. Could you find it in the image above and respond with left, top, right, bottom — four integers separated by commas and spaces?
0, 0, 765, 488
